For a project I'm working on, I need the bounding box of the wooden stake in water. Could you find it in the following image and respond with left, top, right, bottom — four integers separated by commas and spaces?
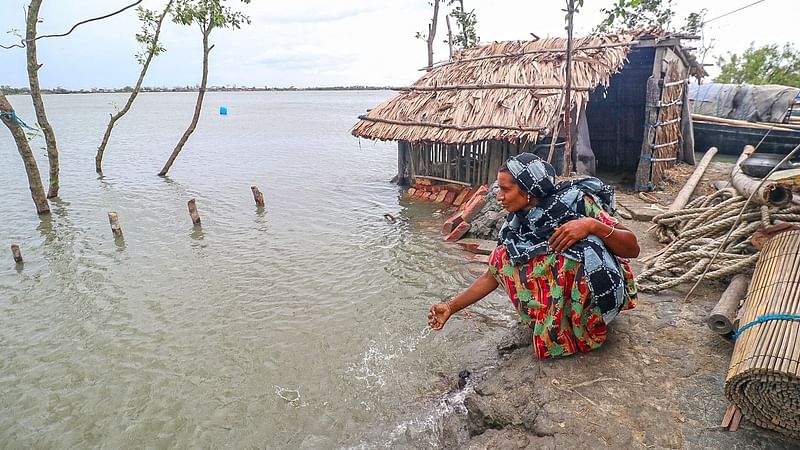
108, 212, 123, 238
11, 244, 23, 264
251, 186, 265, 207
188, 199, 201, 225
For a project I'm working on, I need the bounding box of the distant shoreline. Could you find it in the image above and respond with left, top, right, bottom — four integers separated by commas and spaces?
1, 85, 395, 95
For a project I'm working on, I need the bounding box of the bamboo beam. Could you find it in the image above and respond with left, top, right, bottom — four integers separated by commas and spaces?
429, 40, 638, 69
731, 145, 792, 207
707, 273, 749, 335
562, 0, 575, 177
692, 114, 799, 132
392, 83, 592, 92
667, 147, 718, 212
357, 115, 546, 133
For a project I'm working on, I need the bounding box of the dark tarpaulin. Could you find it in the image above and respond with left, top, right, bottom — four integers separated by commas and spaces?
688, 83, 800, 123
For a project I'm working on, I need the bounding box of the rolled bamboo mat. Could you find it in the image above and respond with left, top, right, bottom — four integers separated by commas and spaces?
725, 229, 800, 438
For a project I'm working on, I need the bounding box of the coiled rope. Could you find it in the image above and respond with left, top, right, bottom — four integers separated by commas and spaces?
638, 188, 800, 293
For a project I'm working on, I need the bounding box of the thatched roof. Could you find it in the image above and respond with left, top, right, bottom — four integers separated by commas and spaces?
351, 33, 635, 144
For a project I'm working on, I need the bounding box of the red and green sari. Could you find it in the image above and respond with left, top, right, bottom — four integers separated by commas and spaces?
489, 196, 638, 360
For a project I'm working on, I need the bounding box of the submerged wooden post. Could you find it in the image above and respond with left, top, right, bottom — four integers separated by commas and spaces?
251, 186, 265, 207
188, 199, 201, 225
11, 244, 23, 264
108, 212, 123, 238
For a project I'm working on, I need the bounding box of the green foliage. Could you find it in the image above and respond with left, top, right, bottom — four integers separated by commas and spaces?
172, 0, 251, 31
680, 8, 707, 35
595, 0, 675, 33
715, 43, 800, 87
447, 1, 479, 49
134, 5, 170, 65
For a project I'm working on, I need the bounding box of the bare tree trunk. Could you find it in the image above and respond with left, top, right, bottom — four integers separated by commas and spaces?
445, 14, 453, 60
159, 24, 212, 177
425, 0, 440, 70
96, 0, 173, 175
26, 0, 60, 198
0, 91, 50, 215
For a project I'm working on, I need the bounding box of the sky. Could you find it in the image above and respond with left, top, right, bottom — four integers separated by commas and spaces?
0, 0, 795, 89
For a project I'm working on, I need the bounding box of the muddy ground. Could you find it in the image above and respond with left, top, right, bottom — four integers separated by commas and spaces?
437, 161, 799, 449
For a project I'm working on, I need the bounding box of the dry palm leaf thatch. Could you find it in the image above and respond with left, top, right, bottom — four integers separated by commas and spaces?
351, 33, 635, 145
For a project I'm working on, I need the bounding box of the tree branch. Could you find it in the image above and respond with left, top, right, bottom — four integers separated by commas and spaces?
2, 1, 143, 49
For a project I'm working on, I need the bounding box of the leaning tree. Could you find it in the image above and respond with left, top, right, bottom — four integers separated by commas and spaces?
158, 0, 251, 177
96, 0, 175, 175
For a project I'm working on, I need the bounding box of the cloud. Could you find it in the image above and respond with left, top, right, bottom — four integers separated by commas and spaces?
252, 4, 382, 25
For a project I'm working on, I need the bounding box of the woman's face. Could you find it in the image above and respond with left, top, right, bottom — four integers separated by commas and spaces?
496, 171, 537, 212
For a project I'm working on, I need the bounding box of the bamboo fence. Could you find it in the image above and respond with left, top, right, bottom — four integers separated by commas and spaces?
725, 229, 800, 438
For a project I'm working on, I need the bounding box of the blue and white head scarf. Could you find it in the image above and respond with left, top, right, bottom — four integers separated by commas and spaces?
499, 153, 626, 322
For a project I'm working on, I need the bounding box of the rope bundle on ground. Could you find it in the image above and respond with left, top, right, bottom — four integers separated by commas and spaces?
637, 188, 800, 293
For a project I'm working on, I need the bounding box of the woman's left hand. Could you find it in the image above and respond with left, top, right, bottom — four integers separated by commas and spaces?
549, 218, 596, 253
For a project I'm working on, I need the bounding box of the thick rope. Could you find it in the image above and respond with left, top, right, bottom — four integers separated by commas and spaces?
639, 193, 800, 293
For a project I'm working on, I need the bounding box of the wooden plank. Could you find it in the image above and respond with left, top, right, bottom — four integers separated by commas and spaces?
634, 76, 662, 191
414, 175, 472, 186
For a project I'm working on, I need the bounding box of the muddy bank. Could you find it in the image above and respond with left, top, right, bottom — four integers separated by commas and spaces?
432, 163, 799, 449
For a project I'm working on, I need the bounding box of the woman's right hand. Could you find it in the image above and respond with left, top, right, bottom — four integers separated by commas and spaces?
428, 303, 452, 330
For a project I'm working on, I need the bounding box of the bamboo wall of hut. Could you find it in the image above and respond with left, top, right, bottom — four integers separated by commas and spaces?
398, 140, 560, 187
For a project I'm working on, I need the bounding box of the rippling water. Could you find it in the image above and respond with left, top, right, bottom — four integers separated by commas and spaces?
0, 91, 515, 448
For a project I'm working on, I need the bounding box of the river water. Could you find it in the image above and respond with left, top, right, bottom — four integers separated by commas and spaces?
0, 91, 515, 448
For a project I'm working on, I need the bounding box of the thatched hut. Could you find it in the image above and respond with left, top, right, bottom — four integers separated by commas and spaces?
351, 32, 706, 191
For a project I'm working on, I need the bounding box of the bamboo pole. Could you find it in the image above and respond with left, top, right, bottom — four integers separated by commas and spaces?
706, 273, 749, 334
108, 212, 123, 238
561, 0, 575, 177
391, 83, 592, 92
251, 186, 265, 207
731, 145, 792, 207
357, 116, 546, 133
429, 40, 638, 69
11, 244, 23, 264
692, 114, 799, 132
667, 147, 718, 212
187, 199, 201, 225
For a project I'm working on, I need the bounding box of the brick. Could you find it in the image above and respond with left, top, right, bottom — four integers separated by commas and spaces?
472, 254, 490, 264
458, 185, 489, 212
406, 188, 417, 196
453, 189, 470, 207
442, 214, 464, 234
444, 221, 471, 241
443, 191, 457, 204
421, 191, 431, 199
457, 238, 481, 253
415, 177, 432, 185
461, 196, 487, 222
434, 190, 448, 202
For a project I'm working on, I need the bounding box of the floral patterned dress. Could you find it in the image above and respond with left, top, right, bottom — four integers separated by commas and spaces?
488, 196, 638, 360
